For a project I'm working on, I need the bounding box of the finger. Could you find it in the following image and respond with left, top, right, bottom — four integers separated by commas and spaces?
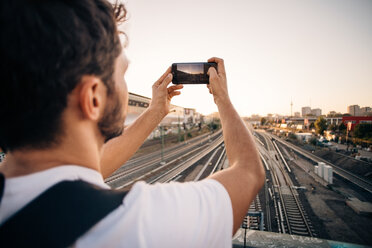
206, 85, 212, 94
167, 84, 183, 93
160, 73, 173, 88
154, 67, 171, 87
207, 57, 226, 75
169, 90, 181, 98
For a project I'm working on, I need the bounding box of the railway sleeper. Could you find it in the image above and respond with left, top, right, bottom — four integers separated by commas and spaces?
287, 217, 304, 222
291, 230, 311, 236
287, 214, 302, 218
285, 207, 301, 211
285, 205, 298, 209
286, 210, 302, 215
287, 215, 303, 219
291, 228, 309, 233
286, 210, 303, 216
284, 202, 298, 207
290, 223, 308, 229
288, 219, 307, 225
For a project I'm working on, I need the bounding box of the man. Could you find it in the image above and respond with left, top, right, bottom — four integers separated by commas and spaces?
0, 0, 265, 247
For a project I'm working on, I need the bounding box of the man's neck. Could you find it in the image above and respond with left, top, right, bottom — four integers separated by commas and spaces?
0, 140, 102, 178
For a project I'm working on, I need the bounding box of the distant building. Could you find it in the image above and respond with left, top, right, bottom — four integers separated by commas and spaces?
360, 106, 372, 116
250, 114, 261, 121
329, 111, 336, 115
126, 92, 151, 125
184, 108, 196, 124
326, 117, 342, 125
347, 105, 360, 116
267, 113, 274, 121
166, 105, 185, 125
301, 107, 311, 117
342, 116, 372, 130
311, 108, 322, 117
294, 112, 301, 117
327, 111, 342, 117
126, 92, 187, 126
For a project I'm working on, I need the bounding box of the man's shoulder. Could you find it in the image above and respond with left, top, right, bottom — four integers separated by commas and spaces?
124, 178, 229, 205
0, 179, 127, 248
77, 179, 233, 247
0, 165, 108, 225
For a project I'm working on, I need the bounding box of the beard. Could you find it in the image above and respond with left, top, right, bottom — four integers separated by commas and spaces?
98, 92, 125, 143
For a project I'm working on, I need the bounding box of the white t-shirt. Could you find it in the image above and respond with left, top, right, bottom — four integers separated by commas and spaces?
0, 165, 233, 247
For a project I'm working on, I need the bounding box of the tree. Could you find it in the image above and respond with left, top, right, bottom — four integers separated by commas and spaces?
315, 116, 328, 135
353, 124, 372, 140
260, 117, 267, 126
328, 123, 337, 132
338, 122, 347, 135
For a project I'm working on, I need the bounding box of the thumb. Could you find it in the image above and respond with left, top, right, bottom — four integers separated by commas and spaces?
207, 67, 218, 81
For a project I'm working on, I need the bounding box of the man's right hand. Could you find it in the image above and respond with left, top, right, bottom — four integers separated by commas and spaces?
206, 57, 230, 106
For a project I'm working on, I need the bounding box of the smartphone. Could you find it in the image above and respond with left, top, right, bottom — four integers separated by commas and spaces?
171, 62, 217, 84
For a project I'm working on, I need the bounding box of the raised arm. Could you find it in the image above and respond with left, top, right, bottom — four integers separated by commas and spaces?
100, 68, 183, 179
206, 58, 265, 234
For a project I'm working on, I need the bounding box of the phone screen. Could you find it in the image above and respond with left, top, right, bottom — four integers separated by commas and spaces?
172, 62, 217, 84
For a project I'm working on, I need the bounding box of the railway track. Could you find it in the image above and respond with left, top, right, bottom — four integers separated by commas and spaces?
106, 130, 224, 189
264, 177, 272, 232
149, 137, 224, 183
241, 195, 264, 230
269, 133, 372, 194
105, 130, 222, 187
107, 130, 219, 178
258, 132, 315, 237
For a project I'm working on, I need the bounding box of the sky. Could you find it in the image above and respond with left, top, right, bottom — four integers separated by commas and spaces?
120, 0, 372, 117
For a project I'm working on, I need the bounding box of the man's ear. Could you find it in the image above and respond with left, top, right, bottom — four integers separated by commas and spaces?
78, 76, 106, 121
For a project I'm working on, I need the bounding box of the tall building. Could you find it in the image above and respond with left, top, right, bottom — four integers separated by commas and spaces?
311, 108, 322, 117
302, 107, 311, 117
360, 106, 372, 116
347, 105, 360, 116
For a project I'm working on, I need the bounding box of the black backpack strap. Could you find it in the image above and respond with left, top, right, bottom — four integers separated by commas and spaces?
0, 179, 128, 248
0, 173, 5, 205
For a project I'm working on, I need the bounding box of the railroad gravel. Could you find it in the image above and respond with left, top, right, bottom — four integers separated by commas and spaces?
284, 148, 372, 246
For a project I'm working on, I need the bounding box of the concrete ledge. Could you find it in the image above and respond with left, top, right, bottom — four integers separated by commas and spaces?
232, 229, 369, 248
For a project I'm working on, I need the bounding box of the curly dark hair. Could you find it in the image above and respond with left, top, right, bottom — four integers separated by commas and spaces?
0, 0, 127, 152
